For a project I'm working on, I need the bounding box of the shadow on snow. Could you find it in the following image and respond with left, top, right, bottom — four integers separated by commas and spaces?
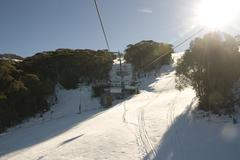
0, 107, 115, 157
144, 100, 240, 160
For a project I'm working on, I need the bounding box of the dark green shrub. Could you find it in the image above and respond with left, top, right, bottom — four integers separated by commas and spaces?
176, 32, 240, 113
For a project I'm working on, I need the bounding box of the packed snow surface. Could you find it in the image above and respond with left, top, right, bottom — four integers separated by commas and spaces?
0, 53, 240, 160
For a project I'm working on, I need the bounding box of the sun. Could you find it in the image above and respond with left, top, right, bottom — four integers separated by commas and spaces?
196, 0, 240, 29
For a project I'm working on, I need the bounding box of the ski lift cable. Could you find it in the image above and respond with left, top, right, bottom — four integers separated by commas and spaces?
93, 0, 110, 51
143, 28, 205, 70
93, 0, 204, 66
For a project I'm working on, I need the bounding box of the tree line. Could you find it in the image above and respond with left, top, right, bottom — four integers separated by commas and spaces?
0, 53, 24, 60
0, 41, 174, 132
124, 40, 174, 71
123, 34, 240, 115
0, 33, 239, 132
175, 32, 240, 114
0, 49, 115, 132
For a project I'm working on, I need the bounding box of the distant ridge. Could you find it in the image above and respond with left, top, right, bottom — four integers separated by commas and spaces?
0, 53, 24, 61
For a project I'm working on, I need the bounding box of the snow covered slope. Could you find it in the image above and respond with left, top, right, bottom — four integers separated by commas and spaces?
1, 53, 240, 160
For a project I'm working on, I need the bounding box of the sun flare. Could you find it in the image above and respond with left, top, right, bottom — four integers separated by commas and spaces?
196, 0, 240, 29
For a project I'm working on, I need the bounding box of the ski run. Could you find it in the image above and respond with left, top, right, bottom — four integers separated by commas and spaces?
0, 53, 240, 160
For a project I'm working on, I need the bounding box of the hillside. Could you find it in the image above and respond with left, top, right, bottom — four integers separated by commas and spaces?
0, 49, 114, 132
0, 53, 23, 61
1, 53, 239, 160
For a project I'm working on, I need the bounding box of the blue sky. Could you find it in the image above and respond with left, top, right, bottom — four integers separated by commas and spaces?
0, 0, 239, 57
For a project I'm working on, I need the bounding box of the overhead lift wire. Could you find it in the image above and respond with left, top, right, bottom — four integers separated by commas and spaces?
143, 28, 205, 70
93, 0, 204, 68
93, 0, 110, 51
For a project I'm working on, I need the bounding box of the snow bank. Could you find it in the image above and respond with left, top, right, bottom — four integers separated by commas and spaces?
6, 84, 101, 133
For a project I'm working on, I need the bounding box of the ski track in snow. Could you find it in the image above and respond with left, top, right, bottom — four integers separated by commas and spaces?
121, 74, 176, 160
166, 92, 185, 160
138, 109, 157, 160
139, 77, 176, 160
